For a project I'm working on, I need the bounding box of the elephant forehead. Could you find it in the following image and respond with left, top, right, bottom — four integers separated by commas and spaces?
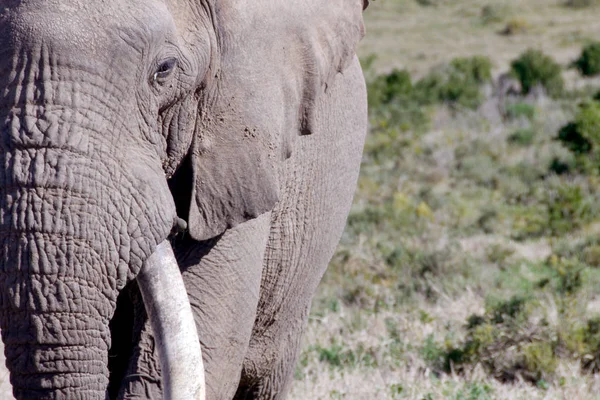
0, 0, 174, 58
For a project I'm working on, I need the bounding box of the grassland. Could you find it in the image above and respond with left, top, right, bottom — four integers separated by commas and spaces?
290, 1, 600, 399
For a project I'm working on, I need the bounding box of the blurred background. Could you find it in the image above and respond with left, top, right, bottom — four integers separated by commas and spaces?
290, 0, 600, 399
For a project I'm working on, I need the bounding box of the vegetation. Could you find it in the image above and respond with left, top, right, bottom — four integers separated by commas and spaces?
564, 0, 600, 8
290, 1, 600, 399
511, 49, 564, 97
557, 100, 600, 173
575, 42, 600, 76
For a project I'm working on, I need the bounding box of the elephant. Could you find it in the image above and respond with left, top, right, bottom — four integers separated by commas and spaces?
0, 0, 369, 398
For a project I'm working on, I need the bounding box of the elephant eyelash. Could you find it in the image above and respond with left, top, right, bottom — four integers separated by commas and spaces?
152, 58, 178, 84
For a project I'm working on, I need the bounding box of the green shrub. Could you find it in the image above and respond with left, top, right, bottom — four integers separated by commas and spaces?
557, 101, 600, 172
564, 0, 599, 8
511, 208, 548, 240
367, 68, 431, 132
414, 56, 492, 109
501, 18, 530, 35
452, 383, 493, 400
508, 128, 536, 146
557, 122, 592, 155
312, 340, 377, 369
368, 56, 493, 129
581, 317, 600, 372
511, 49, 564, 97
523, 342, 558, 381
574, 101, 600, 145
373, 69, 414, 105
575, 42, 600, 76
450, 56, 493, 84
413, 71, 447, 105
545, 183, 593, 236
504, 102, 536, 120
416, 0, 445, 6
424, 296, 560, 382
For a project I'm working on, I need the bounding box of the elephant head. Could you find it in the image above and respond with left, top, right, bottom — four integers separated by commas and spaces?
0, 0, 366, 398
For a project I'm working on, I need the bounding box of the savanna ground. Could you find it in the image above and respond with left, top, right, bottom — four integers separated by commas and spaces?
290, 0, 600, 399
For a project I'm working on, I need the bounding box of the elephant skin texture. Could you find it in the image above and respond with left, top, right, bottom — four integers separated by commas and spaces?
0, 0, 368, 399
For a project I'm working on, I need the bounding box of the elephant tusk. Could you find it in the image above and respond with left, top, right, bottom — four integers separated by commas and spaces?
137, 240, 206, 400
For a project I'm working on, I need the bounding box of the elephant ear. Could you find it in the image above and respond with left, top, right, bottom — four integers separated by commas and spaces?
180, 0, 367, 241
299, 0, 367, 135
185, 110, 280, 241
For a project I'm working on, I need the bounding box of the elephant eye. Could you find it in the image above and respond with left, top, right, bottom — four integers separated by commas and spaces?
152, 58, 178, 84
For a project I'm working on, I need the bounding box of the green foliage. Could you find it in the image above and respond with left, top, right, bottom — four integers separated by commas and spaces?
557, 101, 600, 173
390, 383, 404, 399
511, 49, 564, 97
581, 317, 600, 372
451, 56, 493, 85
415, 56, 492, 109
504, 102, 536, 121
575, 42, 600, 76
501, 18, 530, 36
312, 340, 377, 370
508, 128, 536, 146
557, 122, 592, 154
366, 66, 430, 133
486, 244, 515, 266
564, 0, 600, 8
574, 101, 600, 146
451, 383, 493, 400
511, 206, 548, 240
416, 0, 445, 6
369, 68, 413, 106
545, 183, 594, 236
416, 253, 600, 386
366, 55, 493, 134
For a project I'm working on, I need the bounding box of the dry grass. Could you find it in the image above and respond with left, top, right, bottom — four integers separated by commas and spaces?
291, 307, 600, 399
358, 0, 600, 78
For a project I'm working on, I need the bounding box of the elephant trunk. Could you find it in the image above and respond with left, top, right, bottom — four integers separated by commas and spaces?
0, 145, 142, 398
0, 186, 117, 399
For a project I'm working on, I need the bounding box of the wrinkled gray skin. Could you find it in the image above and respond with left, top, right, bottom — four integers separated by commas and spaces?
0, 0, 368, 398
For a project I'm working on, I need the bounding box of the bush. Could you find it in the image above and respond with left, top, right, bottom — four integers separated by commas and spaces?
423, 296, 561, 383
557, 122, 592, 155
416, 0, 446, 6
575, 42, 600, 76
504, 102, 536, 121
501, 18, 530, 35
450, 56, 493, 84
508, 128, 536, 146
511, 49, 564, 98
372, 69, 413, 105
557, 101, 600, 172
544, 183, 594, 235
564, 0, 599, 8
414, 56, 493, 109
367, 55, 493, 130
367, 68, 431, 132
